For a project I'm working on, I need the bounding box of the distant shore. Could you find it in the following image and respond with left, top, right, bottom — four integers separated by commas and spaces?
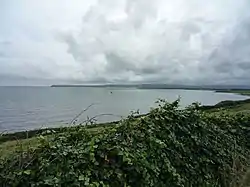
51, 84, 250, 90
52, 84, 250, 96
215, 89, 250, 96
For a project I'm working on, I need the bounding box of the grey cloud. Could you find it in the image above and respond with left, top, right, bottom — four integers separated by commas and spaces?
206, 17, 250, 82
105, 52, 135, 72
104, 52, 172, 77
1, 0, 250, 85
213, 62, 233, 73
61, 0, 250, 84
0, 41, 12, 46
180, 21, 201, 41
0, 51, 6, 57
140, 67, 161, 75
237, 62, 250, 70
0, 40, 11, 57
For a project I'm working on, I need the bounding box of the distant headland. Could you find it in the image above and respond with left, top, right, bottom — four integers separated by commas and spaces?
51, 84, 250, 91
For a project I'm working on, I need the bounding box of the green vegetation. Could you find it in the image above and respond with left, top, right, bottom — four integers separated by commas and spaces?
200, 99, 250, 112
1, 99, 250, 186
0, 121, 119, 144
0, 126, 114, 160
216, 90, 250, 96
0, 137, 40, 159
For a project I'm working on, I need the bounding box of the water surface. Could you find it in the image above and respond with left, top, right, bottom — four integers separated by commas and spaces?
0, 87, 248, 132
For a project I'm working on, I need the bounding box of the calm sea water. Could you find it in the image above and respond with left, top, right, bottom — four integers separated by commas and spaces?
0, 86, 249, 132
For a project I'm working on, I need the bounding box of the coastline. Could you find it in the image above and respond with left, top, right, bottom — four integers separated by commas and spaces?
215, 89, 250, 96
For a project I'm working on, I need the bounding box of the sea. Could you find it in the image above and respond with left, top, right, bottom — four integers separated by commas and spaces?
0, 86, 249, 132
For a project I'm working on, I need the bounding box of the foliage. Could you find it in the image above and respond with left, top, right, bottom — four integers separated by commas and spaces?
199, 99, 250, 111
1, 99, 250, 187
0, 121, 118, 144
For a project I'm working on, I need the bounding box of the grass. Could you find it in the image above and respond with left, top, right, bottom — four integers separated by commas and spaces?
0, 137, 40, 159
226, 103, 250, 113
0, 121, 119, 143
0, 125, 116, 159
200, 98, 250, 113
205, 103, 250, 114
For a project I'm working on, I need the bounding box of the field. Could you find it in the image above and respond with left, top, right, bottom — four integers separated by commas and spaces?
1, 99, 250, 186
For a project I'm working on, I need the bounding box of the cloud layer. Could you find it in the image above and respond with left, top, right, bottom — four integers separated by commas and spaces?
1, 0, 250, 85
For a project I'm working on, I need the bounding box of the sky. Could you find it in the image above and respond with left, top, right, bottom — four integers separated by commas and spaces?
1, 0, 250, 86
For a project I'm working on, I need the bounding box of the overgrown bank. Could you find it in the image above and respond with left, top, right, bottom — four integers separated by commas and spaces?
1, 99, 250, 186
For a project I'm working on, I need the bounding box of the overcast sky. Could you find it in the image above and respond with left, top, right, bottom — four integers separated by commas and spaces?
1, 0, 250, 85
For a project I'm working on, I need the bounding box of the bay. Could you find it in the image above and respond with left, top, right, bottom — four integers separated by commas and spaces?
0, 86, 248, 132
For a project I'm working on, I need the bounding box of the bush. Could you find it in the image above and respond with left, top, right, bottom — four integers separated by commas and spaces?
1, 100, 250, 186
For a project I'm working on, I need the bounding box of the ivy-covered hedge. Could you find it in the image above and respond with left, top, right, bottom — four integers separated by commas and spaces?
1, 100, 250, 186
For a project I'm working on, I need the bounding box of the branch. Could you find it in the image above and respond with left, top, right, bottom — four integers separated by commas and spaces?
70, 103, 96, 125
80, 113, 123, 125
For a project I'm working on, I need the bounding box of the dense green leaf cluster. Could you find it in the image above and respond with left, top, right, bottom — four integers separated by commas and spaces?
1, 100, 250, 186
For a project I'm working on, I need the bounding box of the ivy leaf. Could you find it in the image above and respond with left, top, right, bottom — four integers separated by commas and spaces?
24, 170, 31, 175
84, 178, 90, 185
78, 175, 85, 181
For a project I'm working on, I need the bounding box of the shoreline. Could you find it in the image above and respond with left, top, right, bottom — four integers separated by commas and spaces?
215, 89, 250, 96
0, 120, 119, 144
0, 114, 146, 143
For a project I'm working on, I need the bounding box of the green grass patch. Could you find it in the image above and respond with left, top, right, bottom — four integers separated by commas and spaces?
0, 137, 40, 159
0, 125, 116, 159
0, 121, 119, 144
200, 98, 250, 112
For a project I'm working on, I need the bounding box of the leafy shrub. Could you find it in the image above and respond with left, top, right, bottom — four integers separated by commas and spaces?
1, 100, 250, 186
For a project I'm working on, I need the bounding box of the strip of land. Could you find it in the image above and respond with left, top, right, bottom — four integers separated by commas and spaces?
215, 89, 250, 96
51, 83, 250, 90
